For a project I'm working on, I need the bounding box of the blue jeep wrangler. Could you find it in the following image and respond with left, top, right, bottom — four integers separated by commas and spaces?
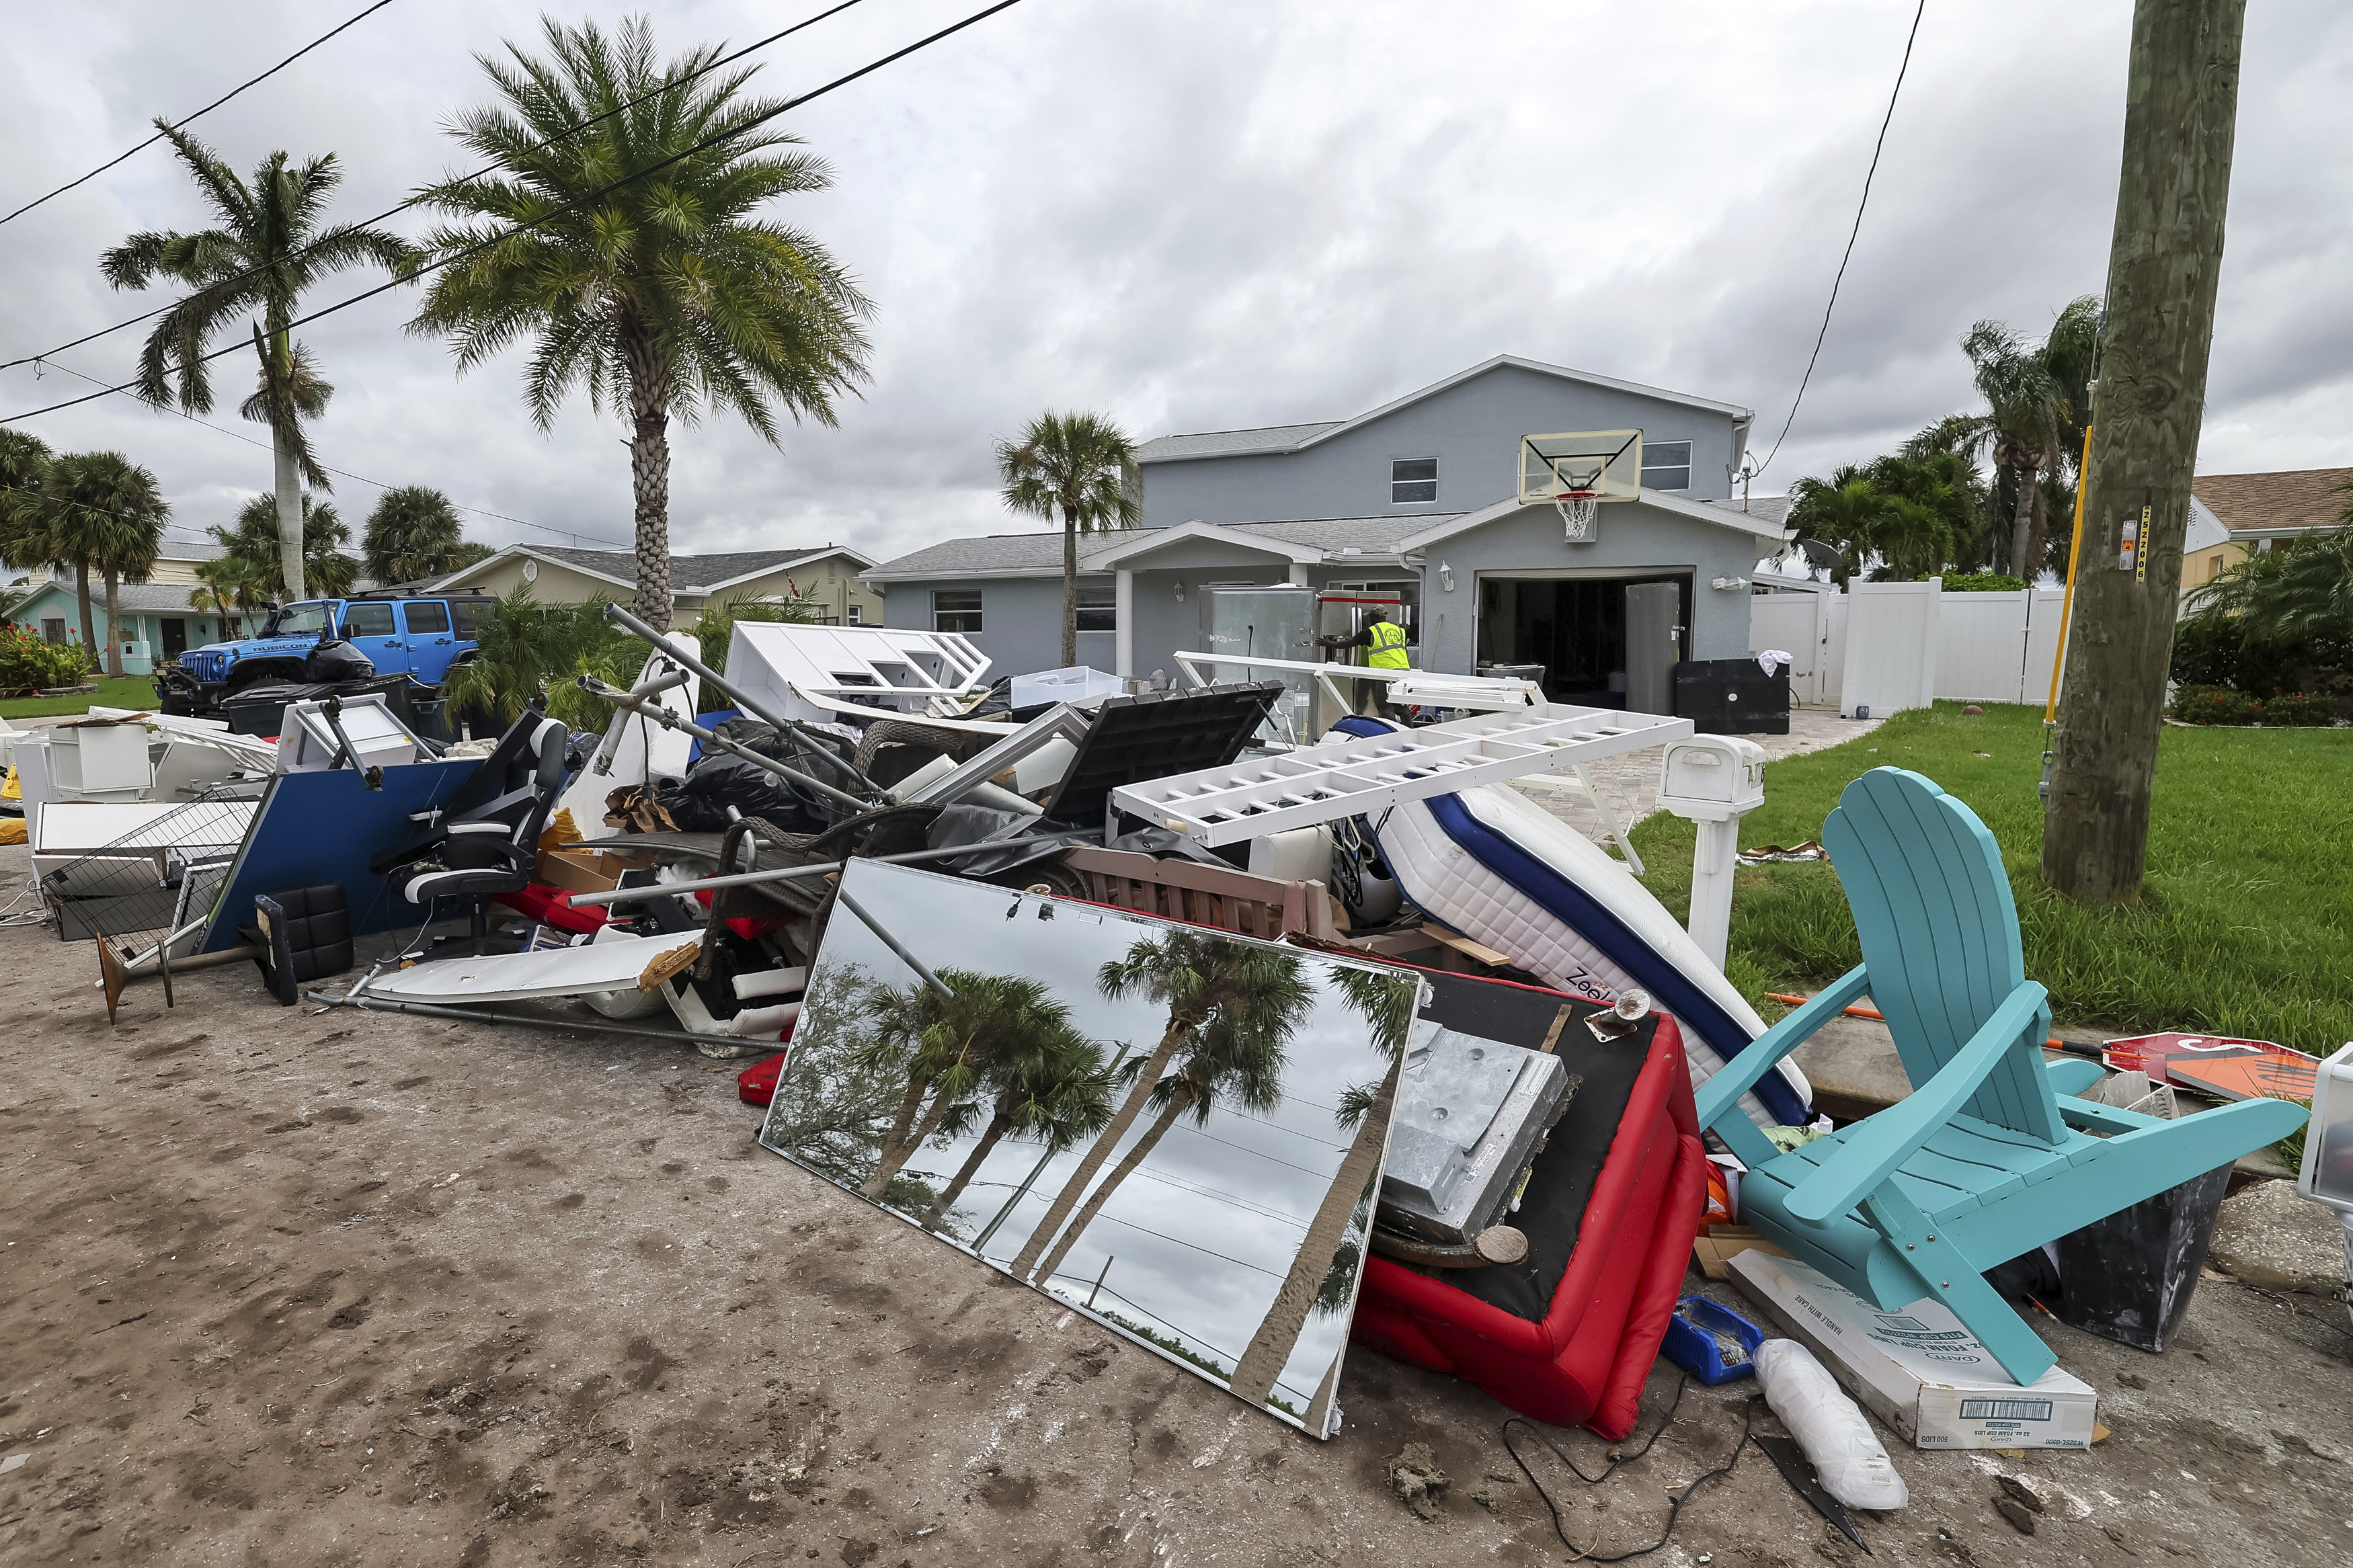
157, 592, 497, 713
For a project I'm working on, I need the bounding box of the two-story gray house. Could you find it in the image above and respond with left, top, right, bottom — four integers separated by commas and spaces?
864, 355, 1790, 706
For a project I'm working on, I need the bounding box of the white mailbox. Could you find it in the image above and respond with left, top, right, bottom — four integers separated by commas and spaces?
1659, 735, 1766, 820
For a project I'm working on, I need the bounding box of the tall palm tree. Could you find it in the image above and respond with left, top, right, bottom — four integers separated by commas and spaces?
0, 431, 56, 588
1012, 932, 1313, 1282
1029, 996, 1300, 1291
44, 454, 170, 674
919, 1023, 1115, 1234
998, 412, 1145, 667
1907, 296, 2100, 577
363, 486, 491, 585
1228, 965, 1418, 1406
410, 15, 873, 631
854, 970, 1079, 1201
100, 125, 414, 604
210, 493, 357, 602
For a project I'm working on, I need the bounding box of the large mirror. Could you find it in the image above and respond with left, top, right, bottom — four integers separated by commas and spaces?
758, 859, 1419, 1437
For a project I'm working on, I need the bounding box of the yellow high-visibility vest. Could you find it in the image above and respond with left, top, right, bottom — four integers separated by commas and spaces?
1365, 619, 1410, 669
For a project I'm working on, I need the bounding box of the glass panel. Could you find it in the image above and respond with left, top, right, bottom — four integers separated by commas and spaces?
934, 589, 982, 633
268, 603, 332, 636
759, 860, 1418, 1437
1075, 583, 1115, 632
1640, 442, 1693, 493
403, 600, 451, 634
342, 602, 395, 636
1392, 481, 1438, 504
452, 600, 491, 638
1391, 458, 1437, 483
1640, 466, 1691, 492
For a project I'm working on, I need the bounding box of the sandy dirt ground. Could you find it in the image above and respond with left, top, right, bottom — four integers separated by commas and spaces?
3, 842, 2350, 1568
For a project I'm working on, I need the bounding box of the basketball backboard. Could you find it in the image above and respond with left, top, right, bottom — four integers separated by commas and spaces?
1518, 430, 1644, 506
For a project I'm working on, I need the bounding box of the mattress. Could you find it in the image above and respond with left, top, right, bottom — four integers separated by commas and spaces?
1367, 781, 1811, 1128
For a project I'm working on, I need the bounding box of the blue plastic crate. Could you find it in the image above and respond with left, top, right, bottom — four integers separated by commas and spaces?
1659, 1294, 1763, 1383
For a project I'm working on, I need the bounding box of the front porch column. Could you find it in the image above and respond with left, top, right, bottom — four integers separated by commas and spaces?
1113, 569, 1134, 677
1287, 563, 1308, 585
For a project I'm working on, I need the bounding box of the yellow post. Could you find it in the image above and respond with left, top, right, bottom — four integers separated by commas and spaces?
2044, 424, 2096, 723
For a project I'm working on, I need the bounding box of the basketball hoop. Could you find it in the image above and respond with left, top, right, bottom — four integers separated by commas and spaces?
1555, 489, 1601, 540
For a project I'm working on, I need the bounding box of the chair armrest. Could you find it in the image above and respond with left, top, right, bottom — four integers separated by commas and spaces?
1693, 964, 1871, 1132
2045, 1057, 2104, 1098
1783, 980, 2048, 1227
2055, 1095, 2170, 1136
370, 832, 448, 875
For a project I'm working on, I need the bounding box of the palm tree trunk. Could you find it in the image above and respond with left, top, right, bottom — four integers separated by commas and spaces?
864, 1078, 969, 1203
631, 405, 672, 630
272, 425, 305, 602
1033, 1086, 1193, 1290
2008, 460, 2039, 581
1060, 501, 1078, 668
921, 1110, 1012, 1231
861, 1074, 933, 1197
1010, 1017, 1191, 1279
75, 564, 97, 675
103, 569, 124, 677
1227, 1061, 1400, 1406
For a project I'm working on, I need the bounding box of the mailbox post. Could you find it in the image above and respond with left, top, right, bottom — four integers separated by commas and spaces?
1654, 735, 1767, 971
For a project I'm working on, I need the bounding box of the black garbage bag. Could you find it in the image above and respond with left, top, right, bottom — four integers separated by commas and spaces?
655, 753, 828, 834
304, 636, 376, 684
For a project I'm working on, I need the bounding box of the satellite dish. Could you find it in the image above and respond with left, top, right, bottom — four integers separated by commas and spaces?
1794, 537, 1841, 573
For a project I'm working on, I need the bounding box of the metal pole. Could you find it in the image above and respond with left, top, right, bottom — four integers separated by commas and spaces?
601, 601, 881, 793
832, 883, 955, 1000
1085, 1254, 1114, 1310
563, 834, 1059, 907
578, 677, 871, 815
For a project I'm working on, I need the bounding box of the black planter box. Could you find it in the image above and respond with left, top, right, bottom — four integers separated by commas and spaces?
2054, 1163, 2232, 1353
1672, 657, 1791, 735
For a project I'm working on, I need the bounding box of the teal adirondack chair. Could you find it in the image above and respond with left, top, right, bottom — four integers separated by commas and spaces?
1696, 768, 2307, 1386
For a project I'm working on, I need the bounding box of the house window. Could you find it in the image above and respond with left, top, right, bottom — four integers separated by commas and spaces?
41, 618, 65, 643
1640, 441, 1693, 492
1075, 582, 1116, 632
1392, 458, 1438, 504
846, 603, 863, 626
933, 589, 983, 634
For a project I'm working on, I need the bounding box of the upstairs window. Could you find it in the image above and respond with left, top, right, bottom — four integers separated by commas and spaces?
1392, 458, 1438, 504
1640, 440, 1692, 492
933, 589, 983, 633
845, 603, 863, 625
1075, 582, 1116, 632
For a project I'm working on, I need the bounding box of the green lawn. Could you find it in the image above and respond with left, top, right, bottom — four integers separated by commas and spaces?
1626, 702, 2353, 1054
0, 674, 161, 720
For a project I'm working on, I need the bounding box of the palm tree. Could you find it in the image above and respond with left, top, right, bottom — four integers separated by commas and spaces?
0, 431, 56, 591
919, 1024, 1115, 1234
363, 487, 491, 585
854, 970, 1081, 1202
100, 125, 414, 604
998, 413, 1145, 667
1029, 995, 1301, 1292
209, 493, 357, 602
1012, 932, 1313, 1282
44, 454, 170, 674
2188, 520, 2353, 648
1907, 296, 2100, 577
409, 15, 873, 631
1228, 965, 1418, 1406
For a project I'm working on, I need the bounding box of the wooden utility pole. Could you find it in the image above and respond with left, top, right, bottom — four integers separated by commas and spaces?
2044, 0, 2243, 904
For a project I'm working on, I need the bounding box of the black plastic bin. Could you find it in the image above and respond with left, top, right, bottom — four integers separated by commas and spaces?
1672, 657, 1791, 735
2052, 1163, 2233, 1353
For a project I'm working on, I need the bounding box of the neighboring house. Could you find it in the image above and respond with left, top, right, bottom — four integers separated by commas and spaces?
428, 543, 882, 624
865, 355, 1788, 698
3, 579, 246, 674
2184, 467, 2352, 598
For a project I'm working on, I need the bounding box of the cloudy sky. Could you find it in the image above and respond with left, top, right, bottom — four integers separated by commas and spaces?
3, 0, 2347, 566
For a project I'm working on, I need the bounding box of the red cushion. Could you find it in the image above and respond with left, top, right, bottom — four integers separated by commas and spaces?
494, 882, 608, 934
1349, 1014, 1708, 1441
737, 1051, 788, 1107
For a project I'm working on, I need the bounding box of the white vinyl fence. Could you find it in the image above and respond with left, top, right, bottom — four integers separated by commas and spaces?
1753, 581, 2071, 711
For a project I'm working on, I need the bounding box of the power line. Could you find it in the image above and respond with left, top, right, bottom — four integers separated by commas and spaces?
28, 355, 629, 549
1, 0, 1027, 426
0, 0, 873, 374
0, 1, 400, 229
1170, 1122, 1335, 1180
1750, 0, 1927, 479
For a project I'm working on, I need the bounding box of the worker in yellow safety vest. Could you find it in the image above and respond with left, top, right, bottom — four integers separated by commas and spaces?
1317, 607, 1410, 716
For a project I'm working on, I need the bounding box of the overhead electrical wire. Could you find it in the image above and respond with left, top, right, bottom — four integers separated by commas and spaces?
0, 1, 401, 228
0, 0, 873, 374
2, 0, 1027, 426
1749, 0, 1927, 478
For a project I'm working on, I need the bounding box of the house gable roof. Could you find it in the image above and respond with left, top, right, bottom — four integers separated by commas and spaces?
1135, 354, 1755, 465
863, 514, 1453, 582
2190, 468, 2352, 536
1394, 488, 1794, 554
428, 542, 872, 595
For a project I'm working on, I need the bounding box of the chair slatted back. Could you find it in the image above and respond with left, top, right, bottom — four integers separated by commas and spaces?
1822, 768, 2063, 1144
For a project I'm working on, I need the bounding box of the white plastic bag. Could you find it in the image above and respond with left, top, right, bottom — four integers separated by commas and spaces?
1753, 1339, 1909, 1509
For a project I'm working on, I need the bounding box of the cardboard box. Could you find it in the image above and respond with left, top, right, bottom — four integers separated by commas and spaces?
1692, 1225, 1789, 1281
1727, 1249, 2097, 1450
536, 843, 653, 896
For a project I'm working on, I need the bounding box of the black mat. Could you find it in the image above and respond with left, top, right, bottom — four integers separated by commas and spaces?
1404, 972, 1659, 1325
1045, 681, 1283, 831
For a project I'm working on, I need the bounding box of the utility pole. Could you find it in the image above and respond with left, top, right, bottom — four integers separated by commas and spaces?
2044, 0, 2243, 904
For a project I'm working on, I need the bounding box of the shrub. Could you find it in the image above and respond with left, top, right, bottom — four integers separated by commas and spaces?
1934, 572, 2031, 593
0, 625, 97, 694
2169, 683, 2344, 727
2169, 611, 2305, 695
442, 583, 639, 734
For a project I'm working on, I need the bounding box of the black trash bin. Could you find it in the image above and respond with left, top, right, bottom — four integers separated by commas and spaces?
2052, 1163, 2233, 1352
1672, 657, 1791, 735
